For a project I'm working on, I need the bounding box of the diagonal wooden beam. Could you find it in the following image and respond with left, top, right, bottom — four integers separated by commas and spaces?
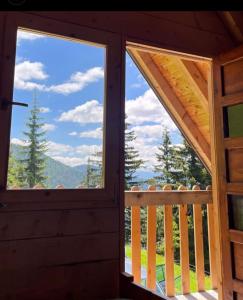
217, 11, 243, 45
128, 49, 211, 171
176, 58, 209, 111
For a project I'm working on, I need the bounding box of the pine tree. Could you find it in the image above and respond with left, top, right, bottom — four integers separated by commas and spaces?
125, 116, 144, 189
21, 94, 47, 188
154, 127, 180, 186
124, 115, 144, 244
178, 138, 211, 189
83, 151, 103, 188
7, 151, 26, 188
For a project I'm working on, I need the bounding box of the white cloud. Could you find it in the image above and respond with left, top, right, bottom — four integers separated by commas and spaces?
126, 89, 177, 131
46, 67, 104, 95
58, 100, 103, 124
39, 107, 50, 113
79, 127, 102, 139
14, 62, 103, 95
11, 138, 29, 147
69, 131, 78, 136
46, 141, 73, 157
51, 156, 86, 167
14, 60, 48, 91
131, 125, 163, 142
17, 30, 45, 45
42, 123, 56, 132
46, 141, 102, 167
75, 144, 101, 155
129, 136, 158, 170
131, 83, 142, 88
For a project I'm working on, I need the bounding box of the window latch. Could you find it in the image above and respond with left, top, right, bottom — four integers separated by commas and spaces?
1, 99, 28, 110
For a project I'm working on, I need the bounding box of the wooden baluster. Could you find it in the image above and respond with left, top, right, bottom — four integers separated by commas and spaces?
178, 185, 190, 294
206, 185, 217, 289
164, 184, 175, 296
147, 185, 157, 291
193, 185, 205, 292
56, 184, 65, 189
33, 183, 45, 189
131, 186, 141, 284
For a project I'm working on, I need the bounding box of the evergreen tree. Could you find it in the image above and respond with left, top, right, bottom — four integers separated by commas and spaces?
83, 151, 103, 188
154, 127, 180, 186
124, 115, 144, 244
7, 151, 26, 188
178, 138, 211, 189
21, 95, 47, 188
125, 116, 144, 190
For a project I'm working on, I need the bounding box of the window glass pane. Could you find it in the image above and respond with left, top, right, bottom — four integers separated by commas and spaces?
7, 28, 105, 189
226, 104, 243, 138
229, 195, 243, 230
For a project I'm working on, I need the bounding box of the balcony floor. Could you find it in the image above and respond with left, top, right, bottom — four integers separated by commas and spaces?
168, 290, 218, 300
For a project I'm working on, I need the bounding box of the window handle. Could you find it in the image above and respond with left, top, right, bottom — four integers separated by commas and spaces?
1, 99, 28, 110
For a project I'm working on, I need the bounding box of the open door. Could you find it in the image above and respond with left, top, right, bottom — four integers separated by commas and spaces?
210, 45, 243, 300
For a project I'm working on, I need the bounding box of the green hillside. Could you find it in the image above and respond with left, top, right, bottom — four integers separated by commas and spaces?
10, 144, 86, 188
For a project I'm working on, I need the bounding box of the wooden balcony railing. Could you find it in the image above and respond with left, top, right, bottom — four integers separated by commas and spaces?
125, 184, 217, 297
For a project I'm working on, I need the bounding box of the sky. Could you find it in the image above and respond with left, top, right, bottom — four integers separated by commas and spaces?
11, 29, 182, 171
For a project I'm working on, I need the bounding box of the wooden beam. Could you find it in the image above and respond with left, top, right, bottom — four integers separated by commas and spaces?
131, 186, 141, 284
164, 185, 175, 297
146, 186, 157, 291
177, 58, 209, 111
218, 12, 243, 45
193, 185, 205, 292
125, 190, 212, 207
126, 43, 212, 63
128, 49, 211, 171
178, 186, 190, 294
207, 202, 218, 289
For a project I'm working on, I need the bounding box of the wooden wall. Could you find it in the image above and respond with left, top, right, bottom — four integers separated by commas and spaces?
0, 11, 238, 300
29, 11, 235, 57
0, 12, 124, 300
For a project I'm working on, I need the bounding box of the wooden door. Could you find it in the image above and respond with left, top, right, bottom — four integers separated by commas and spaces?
210, 45, 243, 300
0, 12, 125, 299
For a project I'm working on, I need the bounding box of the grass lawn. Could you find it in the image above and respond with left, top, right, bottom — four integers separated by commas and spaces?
125, 245, 212, 295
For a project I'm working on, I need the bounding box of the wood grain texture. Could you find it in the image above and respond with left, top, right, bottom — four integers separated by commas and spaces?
125, 190, 212, 206
0, 12, 124, 300
223, 58, 243, 96
0, 260, 119, 299
208, 45, 243, 300
228, 148, 243, 183
193, 186, 205, 292
146, 186, 157, 291
27, 11, 235, 57
207, 203, 218, 289
179, 186, 190, 294
234, 243, 243, 281
131, 187, 141, 284
164, 183, 175, 297
0, 208, 119, 241
129, 49, 211, 171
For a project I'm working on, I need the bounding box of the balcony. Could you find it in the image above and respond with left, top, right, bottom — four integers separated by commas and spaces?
124, 185, 218, 299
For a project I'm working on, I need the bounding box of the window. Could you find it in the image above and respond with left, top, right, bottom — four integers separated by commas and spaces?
7, 28, 105, 189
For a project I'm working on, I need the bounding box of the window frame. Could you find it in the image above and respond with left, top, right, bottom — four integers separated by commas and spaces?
0, 12, 125, 209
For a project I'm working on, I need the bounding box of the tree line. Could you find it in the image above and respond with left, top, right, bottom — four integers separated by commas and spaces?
124, 119, 211, 273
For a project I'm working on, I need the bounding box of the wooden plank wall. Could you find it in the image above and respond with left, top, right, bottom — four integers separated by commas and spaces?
0, 10, 237, 300
0, 208, 120, 299
28, 11, 235, 57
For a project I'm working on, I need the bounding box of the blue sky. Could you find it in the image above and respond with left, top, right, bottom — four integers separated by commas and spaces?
11, 29, 182, 170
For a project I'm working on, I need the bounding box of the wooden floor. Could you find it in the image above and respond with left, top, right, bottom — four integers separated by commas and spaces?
168, 290, 218, 300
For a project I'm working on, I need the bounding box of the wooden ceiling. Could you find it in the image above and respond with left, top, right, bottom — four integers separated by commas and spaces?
128, 46, 211, 171
127, 12, 243, 174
